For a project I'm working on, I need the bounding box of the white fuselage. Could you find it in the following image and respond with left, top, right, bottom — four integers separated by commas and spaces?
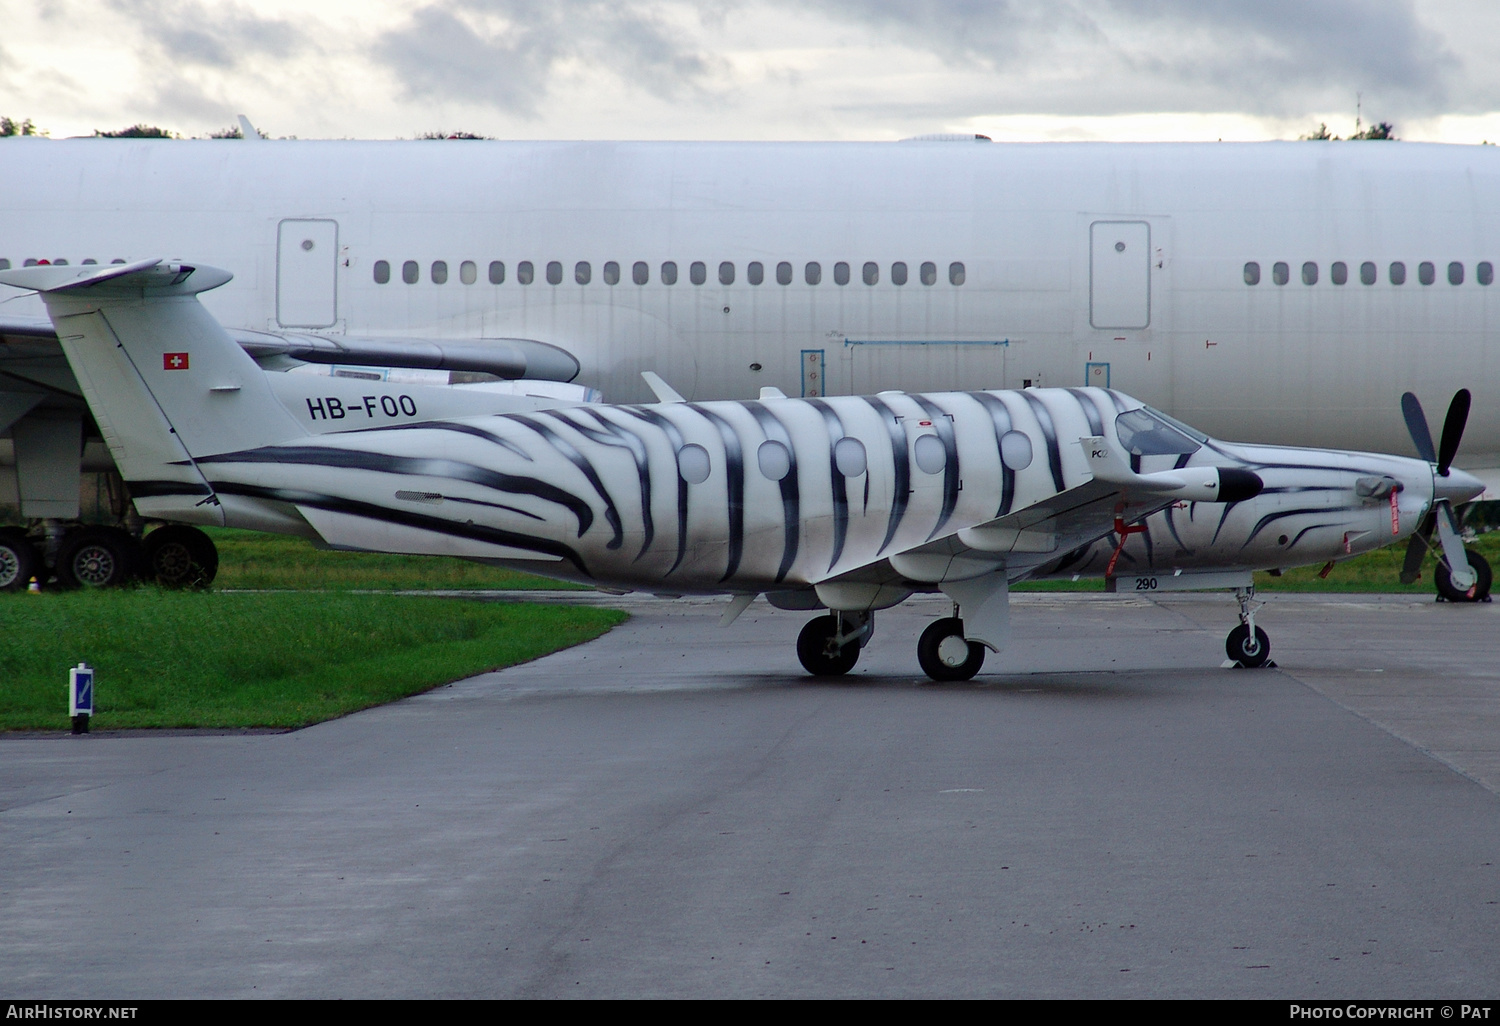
3, 137, 1498, 466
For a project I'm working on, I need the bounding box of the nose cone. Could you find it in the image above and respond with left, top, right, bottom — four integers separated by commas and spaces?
1434, 467, 1486, 506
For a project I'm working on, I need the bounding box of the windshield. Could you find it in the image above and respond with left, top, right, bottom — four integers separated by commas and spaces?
1114, 407, 1205, 456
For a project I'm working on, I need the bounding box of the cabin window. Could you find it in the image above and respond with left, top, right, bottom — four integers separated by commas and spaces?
1480, 262, 1494, 286
1272, 261, 1289, 285
603, 261, 620, 285
402, 260, 419, 284
661, 261, 678, 285
1449, 261, 1464, 285
690, 261, 707, 285
999, 431, 1033, 470
1389, 261, 1405, 285
920, 261, 937, 286
489, 260, 505, 284
23, 259, 38, 267
862, 261, 879, 286
949, 262, 965, 286
1419, 261, 1435, 285
373, 260, 390, 284
805, 261, 822, 285
1331, 261, 1348, 285
677, 444, 711, 484
633, 261, 649, 285
518, 261, 534, 285
430, 260, 448, 285
913, 434, 945, 474
757, 440, 791, 481
574, 261, 591, 285
546, 261, 563, 285
459, 260, 477, 285
1301, 261, 1317, 285
892, 261, 909, 286
1360, 261, 1377, 285
776, 261, 793, 285
748, 261, 764, 285
834, 437, 867, 477
81, 258, 97, 265
110, 258, 125, 265
834, 261, 850, 286
719, 261, 735, 285
1243, 261, 1260, 285
0, 258, 9, 270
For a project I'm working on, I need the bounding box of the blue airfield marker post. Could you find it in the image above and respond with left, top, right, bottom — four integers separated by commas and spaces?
69, 662, 93, 735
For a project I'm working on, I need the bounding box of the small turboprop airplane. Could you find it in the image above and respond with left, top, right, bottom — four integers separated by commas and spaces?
0, 259, 1485, 679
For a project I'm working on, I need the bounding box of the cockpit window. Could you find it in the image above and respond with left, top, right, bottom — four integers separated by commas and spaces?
1114, 407, 1205, 456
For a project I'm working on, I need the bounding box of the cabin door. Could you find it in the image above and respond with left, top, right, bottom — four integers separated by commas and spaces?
276, 219, 339, 328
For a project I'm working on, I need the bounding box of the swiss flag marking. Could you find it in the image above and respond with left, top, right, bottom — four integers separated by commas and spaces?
163, 352, 189, 370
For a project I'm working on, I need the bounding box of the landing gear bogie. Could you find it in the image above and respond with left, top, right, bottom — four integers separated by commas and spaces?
917, 617, 986, 682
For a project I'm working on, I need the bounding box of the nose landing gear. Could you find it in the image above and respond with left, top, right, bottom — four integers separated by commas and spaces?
1226, 586, 1274, 668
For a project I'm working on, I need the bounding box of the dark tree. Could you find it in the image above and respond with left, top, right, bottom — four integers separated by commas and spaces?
93, 124, 177, 138
0, 117, 44, 137
1349, 121, 1396, 140
418, 130, 489, 140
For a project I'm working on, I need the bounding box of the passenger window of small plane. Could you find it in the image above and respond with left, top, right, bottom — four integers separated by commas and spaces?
402, 260, 419, 284
748, 261, 764, 285
949, 262, 965, 286
460, 260, 477, 285
1419, 261, 1435, 285
633, 261, 649, 285
1243, 262, 1260, 285
677, 444, 711, 484
374, 260, 390, 284
546, 261, 563, 285
603, 261, 620, 285
662, 261, 678, 285
776, 261, 793, 285
489, 260, 505, 284
1390, 262, 1406, 285
757, 440, 791, 480
1449, 261, 1464, 285
834, 437, 867, 477
1301, 261, 1318, 285
1480, 262, 1494, 286
834, 261, 850, 286
518, 261, 534, 285
892, 261, 908, 286
920, 261, 937, 286
719, 261, 735, 285
690, 261, 707, 285
1331, 261, 1348, 285
1272, 261, 1289, 285
805, 262, 822, 285
1360, 261, 1377, 285
913, 434, 945, 474
862, 261, 878, 286
431, 260, 448, 284
575, 261, 591, 285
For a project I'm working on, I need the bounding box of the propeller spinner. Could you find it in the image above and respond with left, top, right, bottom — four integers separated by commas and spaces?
1399, 389, 1486, 596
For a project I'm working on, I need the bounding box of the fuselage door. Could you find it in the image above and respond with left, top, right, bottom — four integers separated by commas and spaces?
276, 219, 338, 328
1089, 220, 1150, 329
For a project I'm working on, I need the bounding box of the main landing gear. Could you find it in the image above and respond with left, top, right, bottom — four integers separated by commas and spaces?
796, 611, 872, 676
1225, 586, 1273, 668
0, 522, 220, 590
916, 617, 986, 681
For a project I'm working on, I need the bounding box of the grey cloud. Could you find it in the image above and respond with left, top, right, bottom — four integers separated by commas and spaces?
106, 0, 307, 72
803, 0, 1456, 119
373, 1, 716, 117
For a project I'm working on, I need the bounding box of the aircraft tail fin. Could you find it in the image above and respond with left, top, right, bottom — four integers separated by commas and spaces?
0, 260, 306, 524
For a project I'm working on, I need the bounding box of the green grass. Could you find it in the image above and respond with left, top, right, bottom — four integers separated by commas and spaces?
0, 590, 624, 731
206, 527, 585, 591
1010, 532, 1500, 593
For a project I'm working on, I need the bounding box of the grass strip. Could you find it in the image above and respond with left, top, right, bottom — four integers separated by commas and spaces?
0, 591, 624, 731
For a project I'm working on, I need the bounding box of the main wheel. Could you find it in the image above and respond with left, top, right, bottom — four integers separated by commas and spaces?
1226, 624, 1271, 668
917, 617, 986, 682
55, 527, 139, 589
0, 528, 38, 592
1435, 548, 1492, 603
797, 614, 861, 677
142, 525, 218, 588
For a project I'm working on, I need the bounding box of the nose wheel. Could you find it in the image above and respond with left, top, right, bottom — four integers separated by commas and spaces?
917, 617, 986, 681
1226, 586, 1273, 668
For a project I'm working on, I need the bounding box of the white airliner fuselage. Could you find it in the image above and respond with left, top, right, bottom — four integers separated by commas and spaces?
2, 136, 1498, 470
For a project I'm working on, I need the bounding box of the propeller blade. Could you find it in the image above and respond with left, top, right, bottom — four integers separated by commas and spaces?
1401, 391, 1437, 464
1399, 510, 1435, 584
1434, 500, 1477, 591
1437, 388, 1471, 476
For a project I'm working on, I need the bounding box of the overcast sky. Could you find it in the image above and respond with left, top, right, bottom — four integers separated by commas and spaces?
3, 0, 1499, 143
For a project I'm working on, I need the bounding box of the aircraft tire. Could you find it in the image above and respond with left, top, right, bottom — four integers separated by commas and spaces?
1435, 548, 1492, 603
142, 525, 219, 589
0, 528, 39, 592
1225, 624, 1271, 668
55, 527, 139, 589
796, 614, 860, 677
917, 617, 985, 682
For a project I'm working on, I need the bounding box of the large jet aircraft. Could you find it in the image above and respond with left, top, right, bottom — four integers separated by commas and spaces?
0, 135, 1496, 591
4, 259, 1484, 678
